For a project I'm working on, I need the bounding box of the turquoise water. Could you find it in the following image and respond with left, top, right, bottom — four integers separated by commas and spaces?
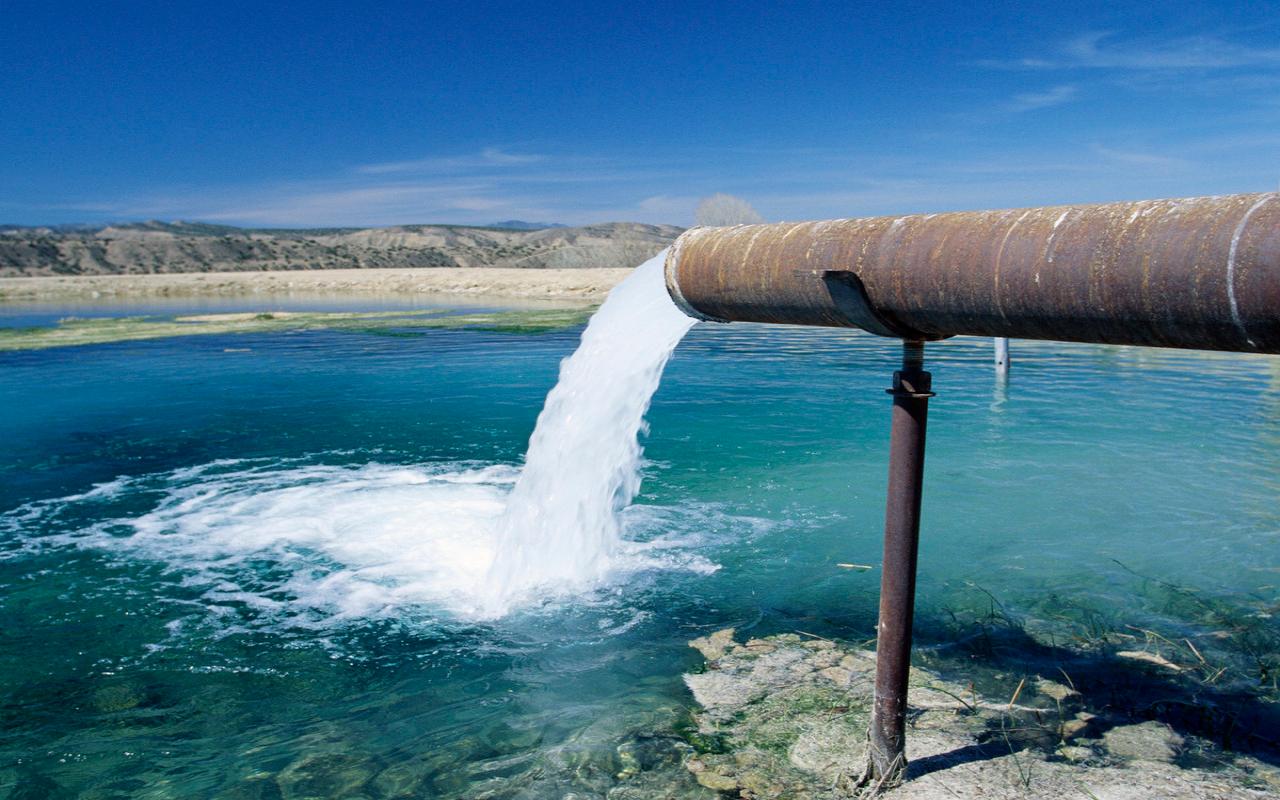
2, 305, 1278, 797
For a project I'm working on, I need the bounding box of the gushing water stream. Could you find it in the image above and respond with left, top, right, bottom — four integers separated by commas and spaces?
483, 250, 696, 615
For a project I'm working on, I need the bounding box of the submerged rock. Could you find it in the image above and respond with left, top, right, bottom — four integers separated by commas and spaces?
681, 629, 1279, 799
1032, 677, 1079, 705
210, 774, 282, 800
370, 754, 454, 799
91, 683, 145, 713
275, 752, 379, 800
2, 771, 73, 800
1102, 721, 1183, 763
690, 628, 739, 661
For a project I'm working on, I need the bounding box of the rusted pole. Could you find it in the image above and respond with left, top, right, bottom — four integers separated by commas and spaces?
867, 340, 933, 787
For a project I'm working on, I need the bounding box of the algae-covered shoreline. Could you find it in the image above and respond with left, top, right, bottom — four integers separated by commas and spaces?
0, 308, 597, 351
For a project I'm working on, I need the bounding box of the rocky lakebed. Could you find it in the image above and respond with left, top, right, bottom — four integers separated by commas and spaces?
679, 629, 1280, 799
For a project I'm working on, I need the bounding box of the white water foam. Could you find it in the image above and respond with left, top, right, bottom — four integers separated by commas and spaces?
3, 458, 734, 626
4, 250, 714, 625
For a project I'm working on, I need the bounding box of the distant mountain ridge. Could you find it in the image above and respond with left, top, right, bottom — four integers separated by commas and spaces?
487, 220, 568, 230
0, 220, 682, 276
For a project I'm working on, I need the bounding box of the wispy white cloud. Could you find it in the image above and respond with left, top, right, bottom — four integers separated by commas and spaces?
355, 147, 545, 175
52, 143, 716, 227
1091, 145, 1191, 171
73, 181, 505, 228
636, 194, 699, 216
1062, 31, 1280, 70
1005, 84, 1078, 112
186, 186, 526, 227
991, 30, 1280, 71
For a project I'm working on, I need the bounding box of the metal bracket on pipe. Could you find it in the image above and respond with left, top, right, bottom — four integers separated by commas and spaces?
791, 269, 934, 341
886, 376, 936, 399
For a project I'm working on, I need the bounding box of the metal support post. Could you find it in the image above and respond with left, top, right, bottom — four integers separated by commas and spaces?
994, 337, 1010, 375
866, 339, 934, 788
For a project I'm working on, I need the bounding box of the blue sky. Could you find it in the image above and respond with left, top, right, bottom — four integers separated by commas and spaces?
3, 1, 1279, 227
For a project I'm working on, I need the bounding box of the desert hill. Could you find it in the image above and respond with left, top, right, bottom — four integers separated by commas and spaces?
0, 220, 682, 277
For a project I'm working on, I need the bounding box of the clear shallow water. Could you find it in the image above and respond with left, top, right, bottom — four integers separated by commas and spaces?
1, 305, 1278, 797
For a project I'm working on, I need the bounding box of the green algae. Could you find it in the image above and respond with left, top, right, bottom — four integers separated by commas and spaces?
0, 308, 595, 351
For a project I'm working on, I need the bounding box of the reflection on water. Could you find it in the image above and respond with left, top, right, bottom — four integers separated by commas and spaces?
1, 312, 1278, 798
991, 365, 1009, 414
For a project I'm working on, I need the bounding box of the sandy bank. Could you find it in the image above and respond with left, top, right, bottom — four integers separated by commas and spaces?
0, 267, 634, 302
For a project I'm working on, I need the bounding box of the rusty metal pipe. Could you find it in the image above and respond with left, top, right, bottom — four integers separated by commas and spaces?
665, 193, 1280, 354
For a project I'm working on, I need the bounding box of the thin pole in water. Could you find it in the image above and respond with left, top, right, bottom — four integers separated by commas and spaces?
863, 339, 933, 790
994, 337, 1010, 375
